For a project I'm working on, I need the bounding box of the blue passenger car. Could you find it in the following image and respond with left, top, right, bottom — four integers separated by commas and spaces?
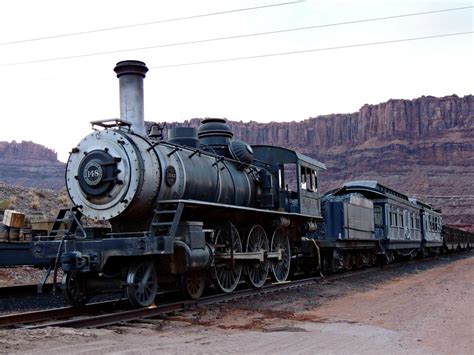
322, 180, 443, 265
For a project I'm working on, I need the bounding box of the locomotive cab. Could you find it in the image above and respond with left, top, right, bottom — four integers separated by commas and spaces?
252, 146, 326, 217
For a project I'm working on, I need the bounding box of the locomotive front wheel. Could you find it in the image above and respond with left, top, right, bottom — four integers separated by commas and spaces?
213, 222, 243, 293
245, 224, 270, 288
270, 227, 291, 283
126, 261, 158, 307
181, 271, 206, 300
61, 272, 90, 307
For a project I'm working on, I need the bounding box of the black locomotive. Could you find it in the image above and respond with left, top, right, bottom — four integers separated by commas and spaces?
32, 60, 472, 307
33, 60, 326, 307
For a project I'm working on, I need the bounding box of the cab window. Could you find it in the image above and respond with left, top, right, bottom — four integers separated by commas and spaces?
300, 166, 318, 192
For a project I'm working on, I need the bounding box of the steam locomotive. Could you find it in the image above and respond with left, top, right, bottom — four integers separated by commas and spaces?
32, 60, 472, 307
33, 60, 326, 307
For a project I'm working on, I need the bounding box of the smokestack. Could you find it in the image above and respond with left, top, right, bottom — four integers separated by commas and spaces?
113, 60, 149, 136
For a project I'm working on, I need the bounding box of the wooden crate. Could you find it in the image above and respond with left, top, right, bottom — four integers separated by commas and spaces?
3, 210, 25, 228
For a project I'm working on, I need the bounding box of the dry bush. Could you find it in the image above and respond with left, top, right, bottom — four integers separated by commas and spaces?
0, 200, 13, 212
9, 195, 16, 207
58, 191, 70, 206
35, 191, 46, 198
30, 195, 41, 210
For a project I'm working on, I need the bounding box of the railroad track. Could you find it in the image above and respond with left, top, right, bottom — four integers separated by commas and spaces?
0, 266, 392, 329
0, 299, 128, 328
0, 254, 466, 330
0, 288, 180, 328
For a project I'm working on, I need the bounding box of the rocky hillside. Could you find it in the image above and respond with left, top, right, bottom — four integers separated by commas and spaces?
167, 95, 473, 229
0, 182, 70, 220
0, 141, 65, 189
0, 95, 472, 229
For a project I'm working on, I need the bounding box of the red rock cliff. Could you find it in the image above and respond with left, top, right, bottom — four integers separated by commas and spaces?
166, 95, 473, 228
0, 141, 65, 189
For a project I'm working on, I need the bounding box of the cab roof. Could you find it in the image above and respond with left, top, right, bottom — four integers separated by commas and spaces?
252, 145, 326, 170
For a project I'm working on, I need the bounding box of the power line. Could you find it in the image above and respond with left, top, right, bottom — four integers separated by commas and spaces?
149, 31, 473, 69
0, 1, 304, 47
2, 5, 471, 67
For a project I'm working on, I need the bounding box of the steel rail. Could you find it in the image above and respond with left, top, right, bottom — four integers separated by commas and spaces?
24, 268, 380, 329
1, 253, 464, 329
0, 299, 128, 327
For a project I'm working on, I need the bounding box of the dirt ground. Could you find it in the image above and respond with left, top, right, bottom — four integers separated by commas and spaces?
0, 254, 472, 354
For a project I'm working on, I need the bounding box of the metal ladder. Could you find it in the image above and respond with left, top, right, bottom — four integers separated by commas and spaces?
49, 207, 83, 238
149, 201, 184, 238
38, 207, 84, 293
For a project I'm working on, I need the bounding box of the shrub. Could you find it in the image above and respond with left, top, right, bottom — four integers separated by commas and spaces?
0, 200, 12, 212
35, 191, 46, 198
30, 195, 41, 210
0, 197, 16, 212
58, 192, 70, 206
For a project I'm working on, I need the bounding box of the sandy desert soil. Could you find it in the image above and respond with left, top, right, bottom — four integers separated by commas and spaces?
0, 254, 472, 354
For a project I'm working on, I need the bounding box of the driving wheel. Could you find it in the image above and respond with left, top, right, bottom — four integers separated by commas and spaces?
245, 224, 269, 288
213, 222, 242, 293
270, 227, 291, 282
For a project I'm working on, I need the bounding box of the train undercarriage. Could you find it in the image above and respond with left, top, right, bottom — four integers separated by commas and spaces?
33, 201, 315, 307
32, 203, 467, 308
56, 222, 293, 307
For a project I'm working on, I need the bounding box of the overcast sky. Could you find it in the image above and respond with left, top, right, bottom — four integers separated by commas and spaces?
0, 0, 472, 162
